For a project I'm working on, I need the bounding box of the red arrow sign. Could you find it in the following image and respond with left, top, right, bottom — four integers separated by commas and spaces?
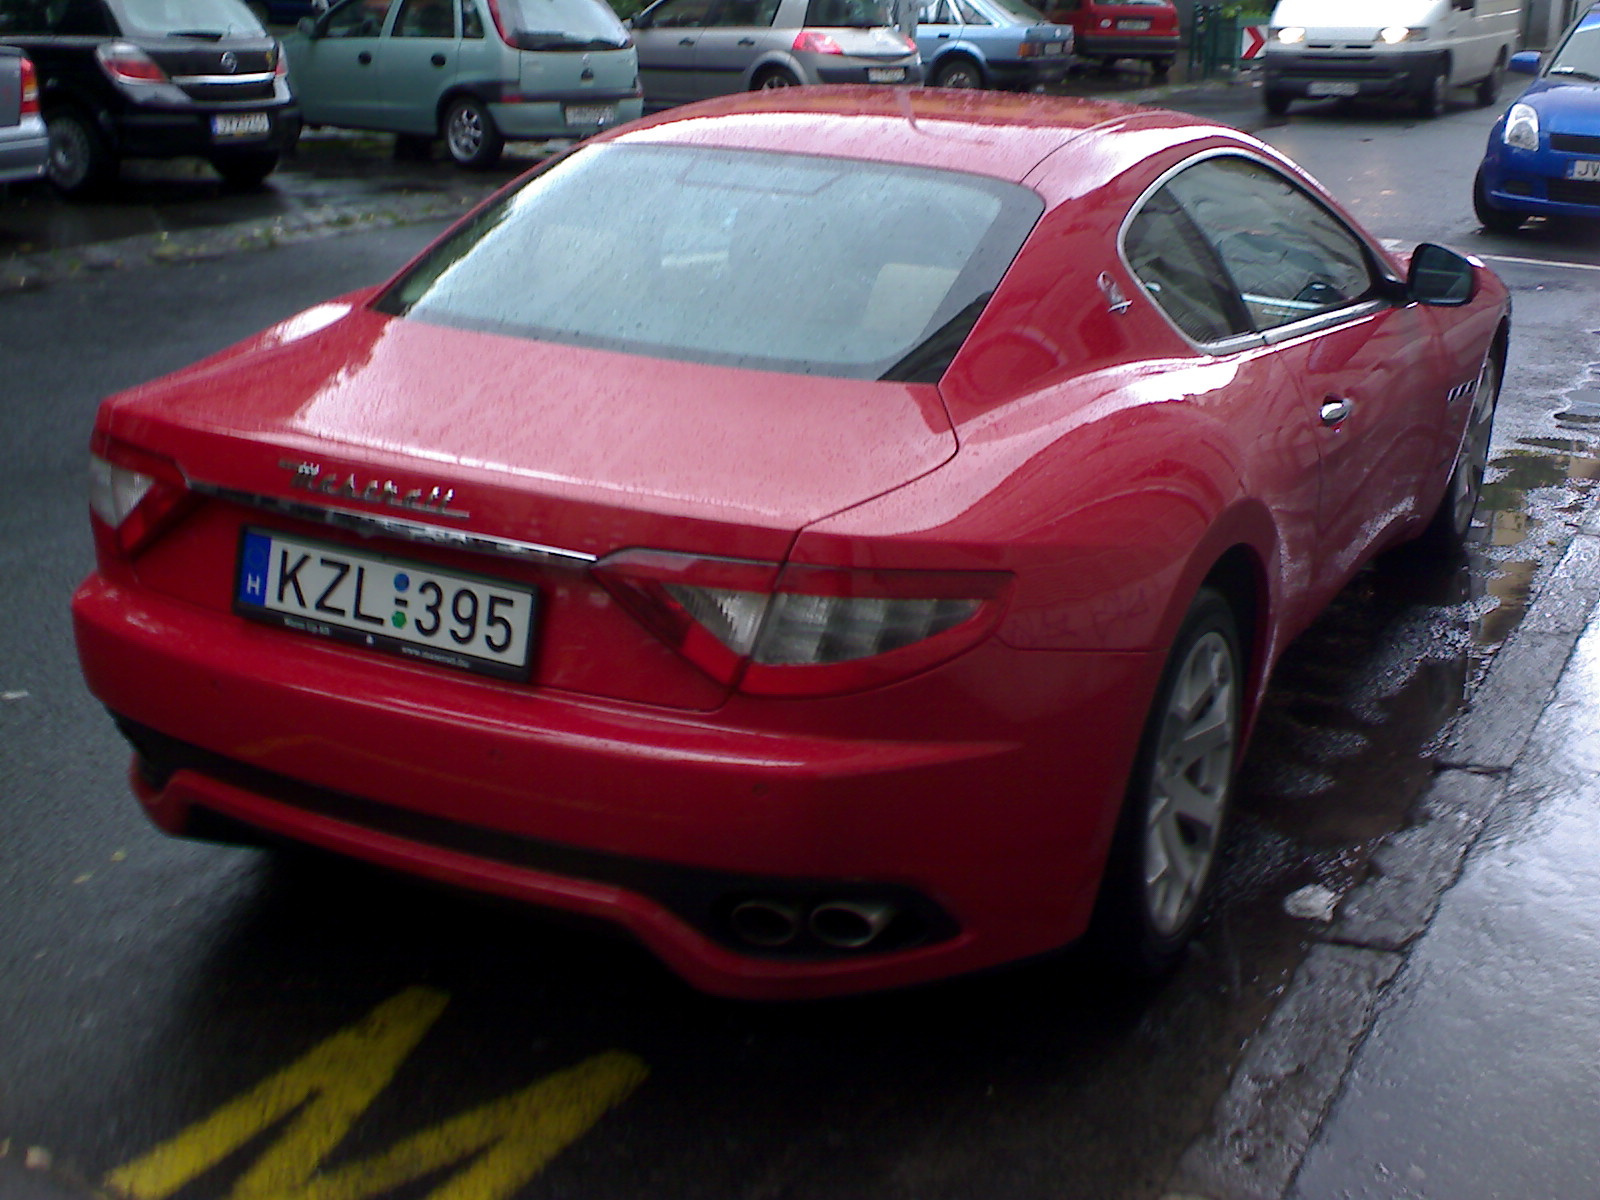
1241, 25, 1266, 59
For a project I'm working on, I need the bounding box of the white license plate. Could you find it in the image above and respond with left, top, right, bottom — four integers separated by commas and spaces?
1043, 41, 1064, 54
868, 67, 906, 82
1308, 80, 1359, 96
1117, 18, 1150, 29
212, 112, 271, 140
564, 104, 616, 127
235, 529, 536, 681
1569, 159, 1600, 181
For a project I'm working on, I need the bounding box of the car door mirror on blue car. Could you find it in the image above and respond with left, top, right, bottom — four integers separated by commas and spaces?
1509, 50, 1541, 76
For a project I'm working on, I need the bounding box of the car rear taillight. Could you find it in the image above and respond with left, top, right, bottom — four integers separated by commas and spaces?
88, 437, 190, 558
594, 550, 1010, 696
95, 41, 170, 85
271, 41, 288, 77
792, 29, 844, 54
19, 55, 38, 116
482, 0, 516, 45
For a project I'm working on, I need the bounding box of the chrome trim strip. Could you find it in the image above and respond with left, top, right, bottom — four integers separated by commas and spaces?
192, 483, 597, 568
174, 72, 277, 84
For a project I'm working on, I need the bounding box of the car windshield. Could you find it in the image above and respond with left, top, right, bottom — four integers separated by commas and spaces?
376, 143, 1042, 382
109, 0, 262, 36
802, 0, 893, 27
498, 0, 630, 49
1548, 21, 1600, 81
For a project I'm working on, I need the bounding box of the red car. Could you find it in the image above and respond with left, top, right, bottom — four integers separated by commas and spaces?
74, 88, 1508, 999
1044, 0, 1180, 75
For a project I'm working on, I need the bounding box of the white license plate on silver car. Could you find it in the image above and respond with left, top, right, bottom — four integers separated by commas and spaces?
1308, 81, 1359, 97
1569, 159, 1600, 181
235, 528, 536, 681
565, 104, 616, 127
212, 112, 271, 140
868, 67, 906, 82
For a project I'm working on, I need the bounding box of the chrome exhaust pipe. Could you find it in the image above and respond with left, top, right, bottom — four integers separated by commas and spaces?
729, 899, 804, 947
808, 900, 897, 949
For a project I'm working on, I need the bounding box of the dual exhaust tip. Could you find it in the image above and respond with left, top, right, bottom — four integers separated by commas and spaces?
729, 897, 897, 951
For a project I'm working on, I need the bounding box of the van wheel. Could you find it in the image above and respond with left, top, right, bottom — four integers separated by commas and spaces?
1416, 65, 1448, 117
1476, 54, 1505, 107
444, 96, 503, 169
45, 107, 115, 197
1263, 88, 1290, 116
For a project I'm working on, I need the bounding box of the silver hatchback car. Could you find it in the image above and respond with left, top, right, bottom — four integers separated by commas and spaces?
631, 0, 920, 110
287, 0, 642, 167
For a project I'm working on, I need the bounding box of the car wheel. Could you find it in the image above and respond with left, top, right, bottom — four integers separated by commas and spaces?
931, 56, 983, 89
45, 107, 115, 197
1415, 349, 1502, 556
1473, 166, 1526, 234
1416, 65, 1448, 117
1150, 55, 1173, 79
1089, 586, 1241, 977
753, 67, 800, 89
1476, 54, 1505, 107
444, 96, 504, 169
210, 150, 280, 189
1263, 88, 1291, 116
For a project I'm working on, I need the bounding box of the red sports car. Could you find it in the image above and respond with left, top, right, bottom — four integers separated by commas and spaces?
73, 88, 1508, 999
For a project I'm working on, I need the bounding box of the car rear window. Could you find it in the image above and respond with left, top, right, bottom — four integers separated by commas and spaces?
108, 0, 261, 35
495, 0, 630, 49
375, 143, 1042, 382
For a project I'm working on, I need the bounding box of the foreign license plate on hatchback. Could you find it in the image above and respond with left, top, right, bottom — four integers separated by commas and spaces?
1569, 159, 1600, 181
868, 67, 906, 82
1117, 18, 1150, 29
212, 112, 271, 140
1308, 80, 1359, 96
564, 104, 616, 127
234, 529, 536, 681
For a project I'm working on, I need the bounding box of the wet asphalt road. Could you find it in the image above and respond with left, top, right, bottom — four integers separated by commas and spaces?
4, 76, 1600, 1200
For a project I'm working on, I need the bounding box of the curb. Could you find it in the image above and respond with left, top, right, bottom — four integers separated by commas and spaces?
1163, 470, 1600, 1199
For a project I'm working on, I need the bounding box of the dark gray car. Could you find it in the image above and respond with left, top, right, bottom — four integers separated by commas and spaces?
631, 0, 920, 110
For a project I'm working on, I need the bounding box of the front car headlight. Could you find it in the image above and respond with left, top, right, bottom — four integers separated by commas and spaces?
1273, 25, 1305, 44
1378, 25, 1426, 44
1504, 101, 1540, 151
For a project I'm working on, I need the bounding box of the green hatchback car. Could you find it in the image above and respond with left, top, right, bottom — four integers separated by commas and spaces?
286, 0, 642, 167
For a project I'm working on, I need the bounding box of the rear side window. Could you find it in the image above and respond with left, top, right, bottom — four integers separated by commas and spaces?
376, 143, 1042, 382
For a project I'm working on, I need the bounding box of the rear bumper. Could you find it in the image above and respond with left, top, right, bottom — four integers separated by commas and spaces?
74, 569, 1154, 998
1076, 33, 1178, 58
0, 117, 48, 185
491, 93, 644, 139
112, 102, 301, 159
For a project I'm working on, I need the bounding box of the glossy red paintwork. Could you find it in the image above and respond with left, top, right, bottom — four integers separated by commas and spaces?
73, 88, 1511, 998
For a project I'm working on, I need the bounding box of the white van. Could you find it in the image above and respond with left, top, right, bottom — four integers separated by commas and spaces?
1260, 0, 1523, 117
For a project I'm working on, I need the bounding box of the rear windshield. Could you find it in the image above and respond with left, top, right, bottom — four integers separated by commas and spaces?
108, 0, 262, 36
497, 0, 630, 49
983, 0, 1045, 22
802, 0, 893, 27
375, 143, 1042, 382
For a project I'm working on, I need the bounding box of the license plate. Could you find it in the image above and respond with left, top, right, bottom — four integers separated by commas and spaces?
1570, 159, 1600, 181
1308, 80, 1359, 96
235, 529, 536, 681
1043, 41, 1063, 54
1117, 18, 1150, 29
868, 67, 906, 82
212, 112, 271, 140
564, 104, 616, 127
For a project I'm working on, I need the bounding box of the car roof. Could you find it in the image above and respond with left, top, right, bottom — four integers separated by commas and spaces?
609, 87, 1254, 190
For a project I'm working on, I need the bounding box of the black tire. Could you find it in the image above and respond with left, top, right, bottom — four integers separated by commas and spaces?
45, 107, 115, 197
1088, 586, 1242, 977
443, 95, 503, 169
1413, 349, 1502, 557
1149, 55, 1173, 79
931, 56, 983, 89
753, 66, 800, 89
1263, 88, 1291, 116
1476, 54, 1505, 107
1416, 64, 1448, 117
1473, 167, 1526, 234
211, 150, 280, 189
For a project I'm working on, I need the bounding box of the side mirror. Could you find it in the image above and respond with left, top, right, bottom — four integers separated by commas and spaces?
296, 14, 316, 33
1509, 49, 1540, 76
1408, 243, 1476, 306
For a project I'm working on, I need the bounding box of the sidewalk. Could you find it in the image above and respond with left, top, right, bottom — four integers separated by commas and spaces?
1168, 510, 1600, 1199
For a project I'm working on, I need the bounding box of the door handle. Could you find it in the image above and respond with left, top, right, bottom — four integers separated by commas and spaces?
357, 50, 372, 64
1320, 396, 1353, 425
431, 52, 446, 65
738, 36, 754, 43
679, 35, 694, 44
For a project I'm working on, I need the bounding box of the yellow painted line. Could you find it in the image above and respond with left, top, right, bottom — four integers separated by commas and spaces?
105, 987, 647, 1200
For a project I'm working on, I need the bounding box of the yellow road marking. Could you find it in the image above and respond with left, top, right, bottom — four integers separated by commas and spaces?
105, 987, 647, 1200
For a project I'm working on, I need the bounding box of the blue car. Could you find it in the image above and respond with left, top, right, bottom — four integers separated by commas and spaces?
914, 0, 1072, 91
1474, 2, 1600, 233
